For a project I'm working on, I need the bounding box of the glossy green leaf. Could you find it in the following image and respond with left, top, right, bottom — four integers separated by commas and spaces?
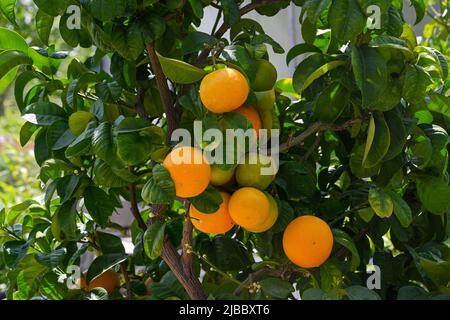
369, 188, 393, 218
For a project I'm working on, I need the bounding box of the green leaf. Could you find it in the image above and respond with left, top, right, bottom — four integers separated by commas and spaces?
39, 272, 68, 300
332, 228, 360, 271
3, 240, 30, 268
141, 164, 176, 205
92, 122, 124, 168
110, 24, 144, 61
86, 253, 127, 283
33, 0, 68, 16
403, 65, 433, 106
93, 159, 138, 188
419, 258, 450, 288
357, 207, 375, 223
304, 0, 332, 24
351, 45, 388, 108
301, 288, 327, 300
137, 14, 166, 42
313, 82, 350, 122
88, 0, 127, 21
363, 112, 390, 168
0, 27, 29, 53
52, 200, 78, 241
97, 232, 125, 255
84, 187, 116, 228
286, 43, 321, 66
143, 221, 166, 260
329, 0, 366, 43
410, 0, 426, 25
157, 52, 206, 84
416, 176, 450, 215
383, 109, 407, 160
115, 117, 153, 133
188, 0, 203, 18
35, 249, 67, 268
0, 0, 17, 26
345, 285, 381, 300
428, 92, 450, 118
388, 192, 412, 227
260, 277, 294, 299
65, 122, 96, 158
293, 53, 345, 94
220, 0, 240, 26
116, 132, 155, 166
189, 185, 223, 213
40, 159, 74, 183
400, 24, 417, 49
0, 50, 33, 80
36, 10, 54, 46
182, 31, 217, 55
320, 261, 343, 291
22, 101, 68, 126
369, 36, 414, 60
368, 188, 393, 218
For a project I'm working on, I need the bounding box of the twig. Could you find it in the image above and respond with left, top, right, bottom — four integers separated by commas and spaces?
120, 262, 132, 300
181, 200, 194, 275
277, 119, 362, 153
135, 87, 148, 119
211, 8, 223, 36
128, 173, 147, 230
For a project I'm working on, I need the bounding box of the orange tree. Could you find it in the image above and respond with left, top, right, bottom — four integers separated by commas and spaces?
0, 0, 449, 300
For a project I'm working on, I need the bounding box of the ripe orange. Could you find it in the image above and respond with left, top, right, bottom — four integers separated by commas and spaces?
163, 146, 211, 198
233, 105, 262, 137
200, 68, 249, 113
228, 187, 270, 230
246, 193, 278, 233
190, 192, 235, 234
282, 215, 334, 268
80, 270, 120, 294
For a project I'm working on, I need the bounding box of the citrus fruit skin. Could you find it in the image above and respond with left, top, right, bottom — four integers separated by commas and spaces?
163, 146, 211, 198
190, 192, 235, 234
282, 215, 334, 268
81, 270, 120, 294
246, 193, 278, 233
210, 165, 235, 186
200, 68, 249, 113
252, 59, 278, 92
236, 153, 276, 190
254, 89, 276, 112
229, 187, 270, 230
234, 105, 262, 138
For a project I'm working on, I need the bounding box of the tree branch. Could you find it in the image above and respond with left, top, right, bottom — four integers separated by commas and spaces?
120, 262, 132, 300
128, 177, 147, 230
277, 119, 362, 153
145, 43, 178, 139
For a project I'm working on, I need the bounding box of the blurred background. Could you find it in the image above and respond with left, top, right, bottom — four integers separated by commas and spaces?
0, 0, 448, 293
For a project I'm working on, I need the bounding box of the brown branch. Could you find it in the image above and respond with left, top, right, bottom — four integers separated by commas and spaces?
135, 87, 148, 119
145, 43, 178, 139
195, 0, 285, 66
233, 266, 284, 296
277, 119, 362, 153
302, 131, 322, 161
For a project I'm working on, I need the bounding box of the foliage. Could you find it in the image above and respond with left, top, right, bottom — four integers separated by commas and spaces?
0, 0, 449, 301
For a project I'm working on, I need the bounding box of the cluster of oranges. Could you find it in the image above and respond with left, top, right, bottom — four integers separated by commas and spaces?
162, 62, 334, 269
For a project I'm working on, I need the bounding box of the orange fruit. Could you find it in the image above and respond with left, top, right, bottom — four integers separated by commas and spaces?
163, 146, 211, 198
80, 270, 120, 294
190, 192, 235, 234
282, 215, 334, 268
200, 68, 249, 113
228, 187, 270, 230
246, 193, 278, 233
233, 105, 262, 136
